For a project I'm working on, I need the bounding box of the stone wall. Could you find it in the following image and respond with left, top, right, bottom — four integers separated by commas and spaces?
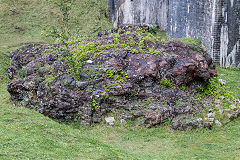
108, 0, 240, 67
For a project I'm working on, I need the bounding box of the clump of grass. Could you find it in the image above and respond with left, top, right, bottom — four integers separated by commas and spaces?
160, 78, 173, 88
179, 37, 202, 45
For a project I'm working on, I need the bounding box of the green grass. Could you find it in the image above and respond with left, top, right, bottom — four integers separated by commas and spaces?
179, 37, 202, 45
0, 0, 240, 159
1, 90, 240, 159
217, 67, 240, 98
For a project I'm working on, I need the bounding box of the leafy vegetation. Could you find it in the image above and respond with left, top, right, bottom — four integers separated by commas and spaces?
160, 78, 173, 88
0, 0, 240, 159
92, 99, 99, 110
197, 77, 236, 108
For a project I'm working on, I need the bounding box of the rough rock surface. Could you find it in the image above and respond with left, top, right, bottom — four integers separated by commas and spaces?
7, 25, 240, 130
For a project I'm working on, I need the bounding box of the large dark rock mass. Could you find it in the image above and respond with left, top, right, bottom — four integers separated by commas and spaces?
7, 25, 240, 130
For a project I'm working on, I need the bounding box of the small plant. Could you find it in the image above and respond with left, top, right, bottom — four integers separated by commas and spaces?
175, 100, 187, 106
128, 36, 135, 45
23, 101, 29, 106
44, 64, 51, 69
125, 31, 131, 35
92, 99, 99, 110
150, 26, 160, 35
102, 94, 109, 102
106, 69, 116, 78
114, 75, 124, 83
88, 88, 93, 92
129, 48, 139, 54
162, 118, 172, 126
161, 78, 173, 88
107, 83, 120, 88
113, 33, 120, 44
64, 80, 69, 85
189, 44, 202, 53
142, 33, 157, 43
143, 98, 154, 107
179, 86, 186, 91
44, 75, 56, 84
129, 90, 138, 97
19, 66, 27, 78
94, 76, 99, 80
148, 48, 162, 56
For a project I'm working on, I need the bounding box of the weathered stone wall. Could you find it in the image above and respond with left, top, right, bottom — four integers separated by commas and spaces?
108, 0, 240, 67
108, 0, 169, 30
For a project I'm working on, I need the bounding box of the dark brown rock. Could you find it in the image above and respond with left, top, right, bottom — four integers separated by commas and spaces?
7, 25, 237, 130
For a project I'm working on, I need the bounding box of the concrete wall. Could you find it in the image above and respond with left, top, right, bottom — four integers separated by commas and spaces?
108, 0, 240, 67
108, 0, 169, 30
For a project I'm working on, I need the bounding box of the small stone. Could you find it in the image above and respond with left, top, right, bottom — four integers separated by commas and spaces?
218, 79, 226, 85
227, 99, 232, 103
205, 117, 214, 122
215, 120, 222, 127
227, 113, 235, 120
214, 99, 222, 104
219, 96, 225, 100
119, 113, 132, 120
149, 104, 157, 110
209, 108, 214, 113
86, 60, 93, 64
197, 118, 203, 122
207, 113, 215, 118
219, 108, 224, 114
105, 117, 115, 126
235, 99, 240, 103
230, 104, 237, 111
76, 81, 89, 90
225, 109, 231, 112
80, 72, 89, 79
120, 119, 126, 124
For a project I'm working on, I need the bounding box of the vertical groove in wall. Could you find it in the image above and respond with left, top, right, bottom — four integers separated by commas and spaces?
212, 0, 222, 65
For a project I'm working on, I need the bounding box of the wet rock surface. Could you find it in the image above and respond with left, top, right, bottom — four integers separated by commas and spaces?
7, 25, 239, 130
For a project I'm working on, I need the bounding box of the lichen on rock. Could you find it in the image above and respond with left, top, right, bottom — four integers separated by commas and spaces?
7, 25, 240, 130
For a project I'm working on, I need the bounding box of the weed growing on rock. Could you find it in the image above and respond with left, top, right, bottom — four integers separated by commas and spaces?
179, 86, 186, 91
189, 44, 202, 53
176, 100, 187, 106
197, 78, 235, 108
179, 38, 202, 52
44, 74, 56, 84
19, 66, 27, 78
92, 99, 99, 110
129, 90, 138, 97
106, 69, 116, 78
160, 79, 173, 88
148, 48, 162, 56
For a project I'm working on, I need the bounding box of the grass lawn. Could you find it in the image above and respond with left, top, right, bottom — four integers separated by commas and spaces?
0, 0, 240, 159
